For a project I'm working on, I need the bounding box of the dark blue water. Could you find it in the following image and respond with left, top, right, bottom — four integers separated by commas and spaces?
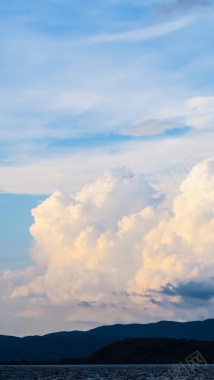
0, 364, 213, 379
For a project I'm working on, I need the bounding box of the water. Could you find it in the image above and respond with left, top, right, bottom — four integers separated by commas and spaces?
0, 364, 213, 379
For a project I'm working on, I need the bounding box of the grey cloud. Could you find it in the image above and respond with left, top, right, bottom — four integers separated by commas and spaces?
161, 281, 214, 300
158, 0, 213, 13
78, 301, 92, 308
150, 296, 209, 309
150, 298, 165, 306
176, 0, 212, 7
113, 290, 151, 298
78, 300, 118, 309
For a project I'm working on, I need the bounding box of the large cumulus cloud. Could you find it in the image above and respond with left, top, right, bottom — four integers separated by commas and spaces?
7, 159, 214, 330
11, 168, 163, 302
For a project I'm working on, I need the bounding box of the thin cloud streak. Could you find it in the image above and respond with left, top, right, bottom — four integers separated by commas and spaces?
85, 16, 195, 44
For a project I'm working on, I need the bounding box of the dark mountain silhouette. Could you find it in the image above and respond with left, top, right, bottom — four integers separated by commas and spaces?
86, 319, 214, 340
0, 319, 214, 362
82, 337, 214, 364
0, 333, 117, 362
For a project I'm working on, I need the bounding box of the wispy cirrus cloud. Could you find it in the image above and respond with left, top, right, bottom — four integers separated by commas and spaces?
85, 16, 195, 44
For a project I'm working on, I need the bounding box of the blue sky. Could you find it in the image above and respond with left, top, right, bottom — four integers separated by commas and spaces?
1, 0, 214, 335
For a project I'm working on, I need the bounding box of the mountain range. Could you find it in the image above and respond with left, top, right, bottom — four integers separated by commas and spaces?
1, 319, 214, 362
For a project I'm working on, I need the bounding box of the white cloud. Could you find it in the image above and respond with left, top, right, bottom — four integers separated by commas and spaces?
123, 119, 181, 136
154, 96, 214, 131
0, 127, 213, 195
85, 16, 195, 44
2, 158, 214, 333
185, 96, 214, 130
11, 167, 162, 302
133, 158, 214, 293
0, 87, 103, 140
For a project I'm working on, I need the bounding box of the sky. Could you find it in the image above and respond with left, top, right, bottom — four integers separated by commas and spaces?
0, 0, 214, 336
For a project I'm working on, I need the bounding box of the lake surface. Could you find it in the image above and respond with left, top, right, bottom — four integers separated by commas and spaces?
0, 364, 213, 379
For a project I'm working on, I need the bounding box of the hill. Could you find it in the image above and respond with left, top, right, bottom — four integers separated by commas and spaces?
82, 337, 214, 364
